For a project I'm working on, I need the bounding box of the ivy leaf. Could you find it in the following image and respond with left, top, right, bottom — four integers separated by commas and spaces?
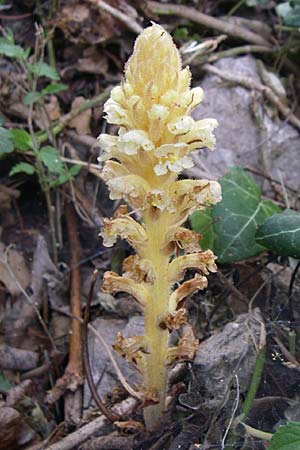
190, 209, 214, 251
9, 162, 35, 176
10, 129, 33, 151
29, 62, 60, 80
213, 167, 281, 262
0, 127, 14, 155
268, 422, 300, 450
256, 209, 300, 259
38, 146, 64, 174
190, 167, 281, 263
276, 1, 300, 27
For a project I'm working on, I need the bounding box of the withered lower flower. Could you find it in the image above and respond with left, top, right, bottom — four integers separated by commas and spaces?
98, 24, 221, 431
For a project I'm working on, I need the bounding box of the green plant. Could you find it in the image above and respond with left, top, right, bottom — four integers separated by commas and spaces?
268, 421, 300, 449
190, 167, 281, 263
276, 1, 300, 28
256, 209, 300, 258
98, 24, 221, 430
0, 27, 80, 263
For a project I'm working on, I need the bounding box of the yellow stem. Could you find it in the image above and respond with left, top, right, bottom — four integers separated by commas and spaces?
143, 212, 171, 430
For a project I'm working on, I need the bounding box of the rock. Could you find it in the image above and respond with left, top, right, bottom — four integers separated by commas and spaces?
192, 55, 300, 188
84, 316, 143, 407
0, 345, 39, 371
179, 308, 264, 411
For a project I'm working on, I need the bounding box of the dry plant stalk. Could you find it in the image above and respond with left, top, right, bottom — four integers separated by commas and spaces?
98, 24, 221, 430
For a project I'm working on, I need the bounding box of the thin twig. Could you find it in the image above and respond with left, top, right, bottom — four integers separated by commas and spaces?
148, 1, 271, 47
30, 397, 138, 450
202, 63, 300, 130
37, 89, 111, 145
273, 335, 300, 368
82, 270, 120, 421
221, 375, 240, 450
87, 0, 143, 34
194, 44, 274, 66
65, 202, 83, 376
216, 271, 248, 305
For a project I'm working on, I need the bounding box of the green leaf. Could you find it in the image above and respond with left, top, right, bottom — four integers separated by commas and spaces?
190, 167, 281, 263
38, 146, 64, 174
276, 2, 300, 27
24, 92, 43, 106
10, 129, 33, 151
256, 209, 300, 258
212, 167, 281, 263
0, 37, 27, 59
190, 209, 214, 251
9, 162, 35, 176
42, 83, 67, 95
268, 422, 300, 450
0, 371, 11, 393
0, 127, 14, 155
24, 83, 67, 105
68, 164, 81, 177
29, 62, 60, 80
0, 116, 5, 126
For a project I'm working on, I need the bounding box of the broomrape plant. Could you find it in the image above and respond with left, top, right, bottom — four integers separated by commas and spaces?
98, 24, 221, 430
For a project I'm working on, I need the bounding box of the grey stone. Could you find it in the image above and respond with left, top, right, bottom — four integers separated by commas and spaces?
179, 308, 264, 410
84, 316, 143, 407
192, 55, 300, 188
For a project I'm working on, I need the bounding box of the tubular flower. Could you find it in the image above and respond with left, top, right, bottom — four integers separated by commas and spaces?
98, 24, 221, 431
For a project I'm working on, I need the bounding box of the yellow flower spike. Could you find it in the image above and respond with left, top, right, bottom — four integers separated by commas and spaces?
98, 23, 221, 431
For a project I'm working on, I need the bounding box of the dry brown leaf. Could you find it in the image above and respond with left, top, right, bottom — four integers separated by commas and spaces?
77, 54, 108, 75
44, 95, 61, 121
0, 243, 31, 297
69, 96, 92, 134
0, 186, 19, 213
53, 1, 120, 45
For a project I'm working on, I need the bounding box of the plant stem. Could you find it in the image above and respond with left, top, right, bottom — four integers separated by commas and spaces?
143, 213, 170, 431
36, 89, 111, 145
224, 340, 266, 450
241, 343, 266, 419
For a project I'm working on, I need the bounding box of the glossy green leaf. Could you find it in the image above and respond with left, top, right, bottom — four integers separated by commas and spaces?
256, 209, 300, 258
190, 209, 214, 251
213, 167, 281, 262
268, 422, 300, 450
276, 2, 300, 27
9, 162, 35, 176
190, 167, 281, 263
